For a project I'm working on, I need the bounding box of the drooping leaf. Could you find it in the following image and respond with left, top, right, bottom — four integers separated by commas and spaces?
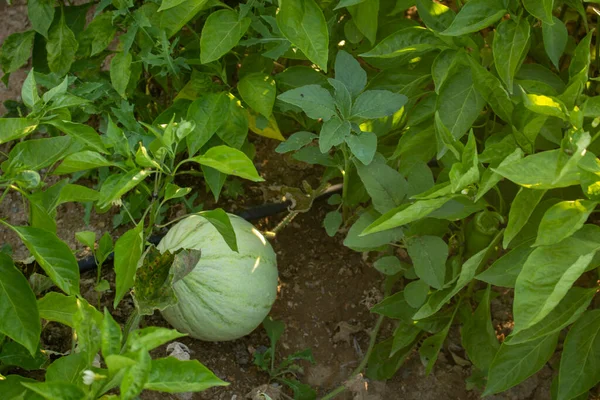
237, 73, 276, 118
441, 0, 505, 36
461, 286, 499, 371
113, 224, 144, 308
111, 51, 133, 99
493, 18, 530, 93
277, 85, 337, 120
542, 17, 568, 69
523, 0, 554, 24
28, 0, 55, 38
354, 154, 408, 214
0, 31, 35, 74
46, 11, 78, 76
406, 236, 448, 289
503, 188, 547, 248
534, 200, 597, 247
476, 240, 535, 288
191, 146, 263, 182
144, 357, 229, 392
200, 10, 251, 64
360, 26, 447, 58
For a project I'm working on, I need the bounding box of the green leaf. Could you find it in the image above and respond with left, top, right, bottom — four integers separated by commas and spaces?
277, 84, 337, 120
350, 90, 407, 120
0, 375, 44, 400
102, 308, 122, 358
406, 235, 448, 289
37, 292, 77, 327
360, 26, 446, 58
145, 357, 228, 392
557, 310, 600, 400
200, 10, 251, 64
334, 0, 366, 9
238, 73, 276, 118
476, 240, 535, 288
113, 224, 143, 308
54, 151, 113, 174
158, 0, 187, 11
46, 11, 78, 76
0, 341, 47, 370
468, 58, 514, 122
334, 50, 366, 98
0, 31, 35, 74
97, 169, 151, 209
416, 0, 455, 31
46, 120, 107, 154
345, 131, 377, 165
347, 0, 379, 45
45, 352, 87, 384
371, 291, 418, 322
522, 93, 568, 120
164, 184, 192, 202
449, 130, 479, 193
21, 382, 85, 400
476, 148, 523, 202
75, 231, 95, 249
21, 70, 40, 109
419, 314, 452, 375
508, 287, 596, 346
361, 197, 452, 235
276, 0, 329, 72
404, 279, 429, 308
461, 286, 499, 371
126, 326, 186, 352
111, 51, 132, 99
493, 18, 530, 93
354, 154, 408, 214
503, 188, 546, 248
392, 323, 422, 356
542, 17, 567, 69
191, 145, 263, 182
73, 295, 103, 365
373, 256, 405, 276
523, 0, 554, 24
160, 0, 210, 38
513, 226, 600, 332
534, 200, 597, 247
319, 116, 350, 153
120, 350, 151, 399
323, 210, 342, 237
366, 336, 417, 380
436, 70, 485, 139
0, 253, 41, 356
484, 332, 559, 395
344, 209, 405, 252
82, 13, 116, 56
0, 118, 38, 144
328, 78, 352, 118
28, 0, 55, 38
198, 209, 238, 252
7, 225, 79, 295
186, 92, 229, 156
441, 0, 505, 36
493, 150, 580, 189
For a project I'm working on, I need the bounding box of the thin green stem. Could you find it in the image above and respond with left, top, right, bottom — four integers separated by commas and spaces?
341, 145, 350, 222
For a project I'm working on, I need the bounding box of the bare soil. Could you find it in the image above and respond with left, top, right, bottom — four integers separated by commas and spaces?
0, 5, 569, 400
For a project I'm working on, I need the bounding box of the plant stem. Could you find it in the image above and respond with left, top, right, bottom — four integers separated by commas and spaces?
341, 145, 350, 222
319, 313, 385, 400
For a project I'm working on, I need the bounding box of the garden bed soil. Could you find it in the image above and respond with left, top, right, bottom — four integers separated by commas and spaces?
0, 5, 565, 400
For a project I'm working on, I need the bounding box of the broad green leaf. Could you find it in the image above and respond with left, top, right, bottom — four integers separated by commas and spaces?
0, 118, 38, 144
0, 253, 41, 356
441, 0, 505, 36
82, 13, 116, 56
360, 26, 446, 58
110, 52, 132, 99
542, 17, 567, 69
120, 350, 151, 399
97, 169, 151, 209
199, 209, 238, 252
54, 151, 114, 174
355, 154, 408, 214
416, 0, 455, 32
523, 0, 554, 24
345, 131, 377, 165
344, 209, 405, 251
476, 148, 523, 202
319, 116, 350, 153
557, 310, 600, 400
276, 0, 329, 72
46, 120, 107, 154
513, 226, 600, 332
0, 375, 44, 400
419, 314, 452, 375
493, 150, 580, 189
334, 0, 366, 9
373, 256, 405, 276
277, 85, 337, 120
350, 90, 407, 120
0, 341, 47, 370
414, 232, 502, 320
158, 0, 187, 11
522, 93, 568, 120
361, 197, 452, 235
21, 70, 40, 109
323, 210, 342, 237
45, 352, 87, 384
449, 130, 479, 192
404, 279, 429, 309
461, 286, 499, 371
113, 224, 143, 308
186, 92, 229, 156
160, 0, 210, 37
468, 59, 514, 122
371, 291, 418, 322
503, 188, 546, 248
191, 145, 263, 182
38, 292, 78, 327
164, 184, 192, 202
276, 65, 328, 90
493, 18, 530, 93
476, 240, 534, 288
58, 184, 100, 204
484, 332, 559, 395
334, 50, 366, 98
22, 382, 85, 400
200, 10, 251, 64
508, 287, 596, 346
0, 31, 35, 74
145, 357, 228, 392
391, 323, 422, 356
75, 231, 95, 249
28, 0, 55, 38
126, 326, 186, 352
102, 309, 122, 358
7, 225, 79, 295
534, 200, 597, 246
328, 78, 352, 118
237, 73, 276, 118
406, 236, 447, 289
347, 0, 379, 45
436, 70, 484, 139
46, 11, 78, 76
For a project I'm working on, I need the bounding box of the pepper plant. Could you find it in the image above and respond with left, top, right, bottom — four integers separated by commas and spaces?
1, 0, 600, 399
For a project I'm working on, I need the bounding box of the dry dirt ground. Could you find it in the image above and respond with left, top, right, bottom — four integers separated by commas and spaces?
0, 3, 560, 399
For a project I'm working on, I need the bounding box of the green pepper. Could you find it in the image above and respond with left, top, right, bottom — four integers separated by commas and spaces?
464, 210, 503, 259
